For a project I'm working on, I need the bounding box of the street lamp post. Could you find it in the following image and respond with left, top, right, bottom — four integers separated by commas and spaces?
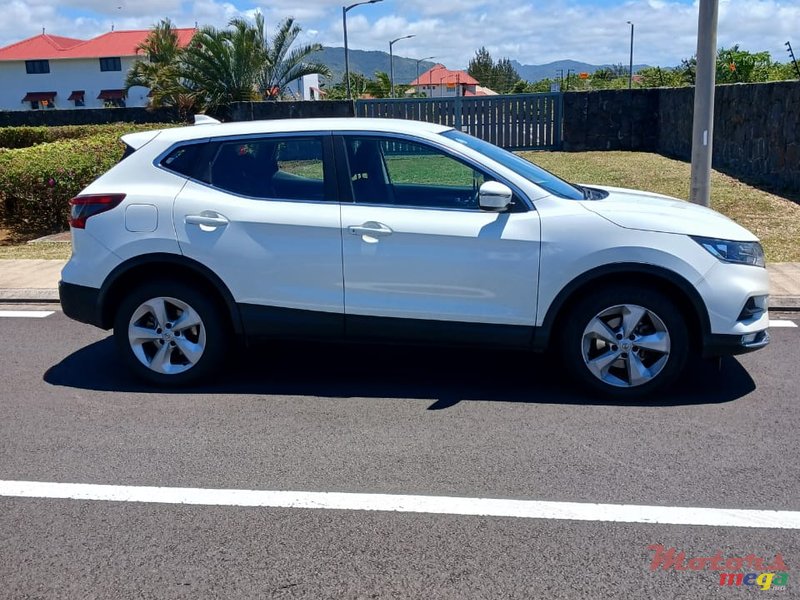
389, 34, 415, 98
566, 69, 575, 90
627, 21, 635, 89
415, 56, 435, 95
343, 0, 384, 101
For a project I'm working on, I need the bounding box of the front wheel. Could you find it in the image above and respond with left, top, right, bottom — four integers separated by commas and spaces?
561, 286, 689, 398
113, 281, 228, 386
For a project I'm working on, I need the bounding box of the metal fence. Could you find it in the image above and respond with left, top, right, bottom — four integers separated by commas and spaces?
355, 93, 563, 150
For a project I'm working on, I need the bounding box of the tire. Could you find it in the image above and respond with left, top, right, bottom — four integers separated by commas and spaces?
560, 285, 689, 399
113, 280, 228, 386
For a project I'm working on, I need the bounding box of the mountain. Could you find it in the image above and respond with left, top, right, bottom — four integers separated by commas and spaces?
510, 59, 650, 82
310, 47, 650, 86
310, 47, 437, 85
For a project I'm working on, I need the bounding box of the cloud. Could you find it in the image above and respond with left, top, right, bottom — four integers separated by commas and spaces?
1, 0, 798, 71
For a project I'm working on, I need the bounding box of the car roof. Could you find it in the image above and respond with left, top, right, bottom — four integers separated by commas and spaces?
146, 118, 453, 145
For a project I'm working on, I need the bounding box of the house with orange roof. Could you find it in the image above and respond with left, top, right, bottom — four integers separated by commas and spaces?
408, 64, 493, 98
0, 28, 195, 111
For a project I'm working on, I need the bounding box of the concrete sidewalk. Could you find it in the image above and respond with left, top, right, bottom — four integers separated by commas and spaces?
0, 258, 798, 309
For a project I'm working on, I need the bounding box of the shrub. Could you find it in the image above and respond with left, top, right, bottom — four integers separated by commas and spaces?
0, 122, 174, 149
0, 133, 125, 238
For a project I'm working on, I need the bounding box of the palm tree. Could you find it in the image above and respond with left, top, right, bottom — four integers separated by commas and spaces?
125, 19, 195, 113
260, 17, 330, 99
181, 16, 266, 111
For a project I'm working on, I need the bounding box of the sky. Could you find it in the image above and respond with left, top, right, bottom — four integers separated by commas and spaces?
1, 0, 798, 70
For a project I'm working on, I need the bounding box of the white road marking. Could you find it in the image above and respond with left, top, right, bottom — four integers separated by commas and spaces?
0, 310, 54, 318
1, 480, 798, 529
769, 320, 797, 328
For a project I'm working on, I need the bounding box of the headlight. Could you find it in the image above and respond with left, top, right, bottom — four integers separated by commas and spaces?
691, 236, 765, 268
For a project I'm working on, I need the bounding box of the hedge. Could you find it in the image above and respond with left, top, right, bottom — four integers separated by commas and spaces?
0, 133, 125, 237
0, 122, 174, 150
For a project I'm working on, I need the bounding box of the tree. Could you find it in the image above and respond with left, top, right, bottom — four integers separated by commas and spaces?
181, 17, 266, 111
468, 47, 495, 89
636, 66, 686, 88
259, 17, 330, 99
716, 45, 772, 83
493, 57, 521, 94
124, 19, 196, 114
467, 48, 521, 93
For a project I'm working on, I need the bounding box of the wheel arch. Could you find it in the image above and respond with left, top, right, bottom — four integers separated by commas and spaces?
534, 263, 711, 352
98, 253, 243, 336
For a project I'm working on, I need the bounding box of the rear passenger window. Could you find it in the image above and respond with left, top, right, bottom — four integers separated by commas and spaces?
209, 137, 328, 201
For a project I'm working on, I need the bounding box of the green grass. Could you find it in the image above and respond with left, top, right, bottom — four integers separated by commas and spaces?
0, 242, 70, 259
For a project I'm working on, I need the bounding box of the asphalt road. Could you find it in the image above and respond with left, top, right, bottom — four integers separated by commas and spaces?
1, 308, 798, 599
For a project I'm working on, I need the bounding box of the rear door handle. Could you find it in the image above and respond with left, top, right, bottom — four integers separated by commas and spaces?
348, 222, 393, 237
186, 212, 229, 228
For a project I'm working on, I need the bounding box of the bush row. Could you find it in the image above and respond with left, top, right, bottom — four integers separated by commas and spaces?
0, 122, 174, 149
0, 133, 125, 238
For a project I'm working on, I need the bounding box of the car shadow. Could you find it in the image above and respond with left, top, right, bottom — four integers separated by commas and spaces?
43, 336, 756, 408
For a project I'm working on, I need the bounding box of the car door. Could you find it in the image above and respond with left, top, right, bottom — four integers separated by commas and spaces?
338, 134, 541, 346
172, 133, 344, 338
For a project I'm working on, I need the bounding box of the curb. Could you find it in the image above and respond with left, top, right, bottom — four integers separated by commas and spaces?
0, 289, 60, 302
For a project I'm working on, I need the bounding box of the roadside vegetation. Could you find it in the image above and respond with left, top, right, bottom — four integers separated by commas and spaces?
126, 16, 329, 115
0, 130, 797, 262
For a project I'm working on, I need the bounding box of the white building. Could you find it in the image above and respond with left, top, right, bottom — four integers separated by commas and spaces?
0, 29, 195, 111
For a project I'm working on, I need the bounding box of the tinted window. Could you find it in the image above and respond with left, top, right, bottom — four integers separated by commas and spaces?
99, 57, 122, 72
209, 137, 327, 201
160, 143, 205, 177
344, 137, 486, 209
25, 60, 50, 74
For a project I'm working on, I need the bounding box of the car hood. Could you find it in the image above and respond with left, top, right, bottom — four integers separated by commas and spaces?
578, 185, 758, 241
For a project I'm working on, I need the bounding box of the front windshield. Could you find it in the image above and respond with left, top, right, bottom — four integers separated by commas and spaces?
442, 129, 584, 200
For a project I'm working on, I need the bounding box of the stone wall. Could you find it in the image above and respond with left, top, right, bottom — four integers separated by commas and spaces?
0, 106, 184, 127
227, 100, 354, 121
562, 81, 800, 191
562, 89, 660, 152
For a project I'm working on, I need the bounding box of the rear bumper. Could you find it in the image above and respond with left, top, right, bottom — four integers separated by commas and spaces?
59, 280, 104, 328
703, 330, 770, 357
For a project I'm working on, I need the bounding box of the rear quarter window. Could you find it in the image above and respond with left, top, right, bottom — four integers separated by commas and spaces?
160, 143, 208, 179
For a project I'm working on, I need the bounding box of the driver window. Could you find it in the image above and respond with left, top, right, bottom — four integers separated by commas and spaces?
344, 137, 486, 209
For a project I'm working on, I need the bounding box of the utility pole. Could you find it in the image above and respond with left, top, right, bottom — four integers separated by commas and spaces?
389, 34, 414, 98
689, 0, 719, 207
627, 21, 634, 89
343, 0, 384, 101
787, 41, 800, 79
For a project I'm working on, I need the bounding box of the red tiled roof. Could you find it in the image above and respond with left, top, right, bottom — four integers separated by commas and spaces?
409, 64, 479, 87
0, 29, 195, 61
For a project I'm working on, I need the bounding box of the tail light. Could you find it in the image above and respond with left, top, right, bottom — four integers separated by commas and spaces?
68, 194, 125, 229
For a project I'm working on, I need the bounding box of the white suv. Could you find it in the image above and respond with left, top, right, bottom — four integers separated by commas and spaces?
59, 118, 770, 397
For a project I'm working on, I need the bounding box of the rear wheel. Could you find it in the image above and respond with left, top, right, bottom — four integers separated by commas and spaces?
561, 285, 689, 398
113, 281, 228, 386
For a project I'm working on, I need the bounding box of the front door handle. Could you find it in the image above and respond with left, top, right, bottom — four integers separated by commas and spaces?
348, 222, 393, 237
186, 212, 229, 228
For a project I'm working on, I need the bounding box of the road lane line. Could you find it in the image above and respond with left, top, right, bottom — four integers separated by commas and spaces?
0, 310, 54, 318
1, 480, 799, 529
769, 320, 797, 328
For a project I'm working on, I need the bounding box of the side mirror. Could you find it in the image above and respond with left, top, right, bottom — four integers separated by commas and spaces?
478, 181, 513, 211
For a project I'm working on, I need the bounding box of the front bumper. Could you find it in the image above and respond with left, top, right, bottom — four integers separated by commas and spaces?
59, 280, 104, 328
703, 329, 770, 357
